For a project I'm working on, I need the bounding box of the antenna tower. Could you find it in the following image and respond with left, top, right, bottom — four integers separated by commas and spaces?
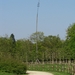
36, 0, 40, 62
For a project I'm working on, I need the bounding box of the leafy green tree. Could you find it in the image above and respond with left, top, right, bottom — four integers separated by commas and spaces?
0, 36, 27, 74
30, 32, 44, 43
66, 23, 75, 60
42, 35, 62, 63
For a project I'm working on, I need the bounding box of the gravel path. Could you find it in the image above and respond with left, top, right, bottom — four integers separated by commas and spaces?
27, 71, 53, 75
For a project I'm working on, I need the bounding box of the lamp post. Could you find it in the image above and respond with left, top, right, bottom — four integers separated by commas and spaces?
36, 0, 40, 62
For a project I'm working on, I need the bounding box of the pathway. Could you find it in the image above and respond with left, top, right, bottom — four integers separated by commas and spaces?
27, 71, 53, 75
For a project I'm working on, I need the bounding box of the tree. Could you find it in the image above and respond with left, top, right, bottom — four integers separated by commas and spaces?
66, 23, 75, 60
30, 32, 44, 43
41, 35, 62, 63
10, 33, 16, 44
10, 33, 16, 57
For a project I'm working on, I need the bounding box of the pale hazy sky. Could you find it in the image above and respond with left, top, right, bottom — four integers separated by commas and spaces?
0, 0, 75, 40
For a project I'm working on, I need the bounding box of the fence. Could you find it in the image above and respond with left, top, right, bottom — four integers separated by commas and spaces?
28, 61, 75, 75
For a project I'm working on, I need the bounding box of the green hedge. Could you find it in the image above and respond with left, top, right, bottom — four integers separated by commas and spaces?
0, 57, 27, 75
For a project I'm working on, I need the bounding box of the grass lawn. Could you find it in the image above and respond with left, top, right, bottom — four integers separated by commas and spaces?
0, 71, 14, 75
0, 71, 28, 75
28, 64, 69, 72
51, 72, 71, 75
28, 64, 72, 75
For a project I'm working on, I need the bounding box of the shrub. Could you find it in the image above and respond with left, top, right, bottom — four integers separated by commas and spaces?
0, 57, 27, 75
13, 64, 27, 74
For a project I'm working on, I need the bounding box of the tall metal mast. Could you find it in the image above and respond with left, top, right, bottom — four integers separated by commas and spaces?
36, 0, 40, 61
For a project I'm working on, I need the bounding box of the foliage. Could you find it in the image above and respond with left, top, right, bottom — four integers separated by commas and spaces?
30, 32, 44, 43
65, 23, 75, 59
0, 71, 28, 75
0, 34, 27, 75
0, 26, 75, 63
0, 71, 14, 75
0, 23, 75, 74
0, 55, 27, 75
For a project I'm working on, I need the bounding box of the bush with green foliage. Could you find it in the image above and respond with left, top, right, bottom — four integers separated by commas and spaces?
0, 56, 27, 75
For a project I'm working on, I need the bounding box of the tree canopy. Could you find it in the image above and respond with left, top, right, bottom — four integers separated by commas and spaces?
0, 23, 75, 64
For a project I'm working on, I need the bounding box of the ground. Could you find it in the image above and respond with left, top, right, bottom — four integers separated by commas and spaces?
27, 71, 53, 75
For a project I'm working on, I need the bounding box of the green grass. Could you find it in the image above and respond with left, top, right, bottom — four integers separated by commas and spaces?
0, 71, 28, 75
0, 71, 14, 75
28, 64, 68, 72
28, 64, 72, 75
0, 71, 71, 75
51, 72, 71, 75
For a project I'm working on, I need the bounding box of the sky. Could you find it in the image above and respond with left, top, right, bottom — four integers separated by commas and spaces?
0, 0, 75, 40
